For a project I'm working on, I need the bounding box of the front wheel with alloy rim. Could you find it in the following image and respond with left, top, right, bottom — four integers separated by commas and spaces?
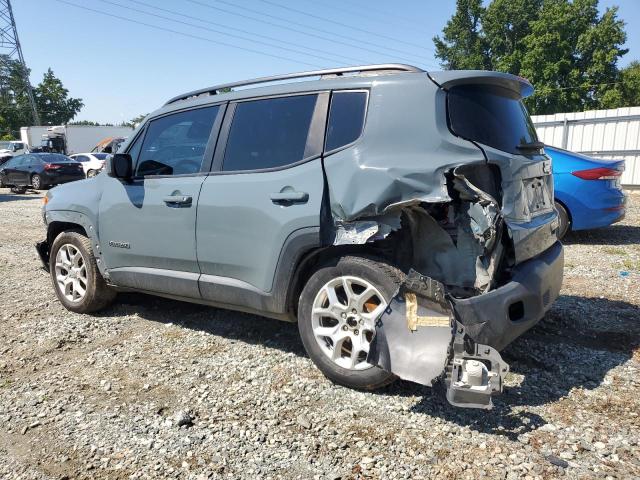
87, 169, 98, 178
298, 256, 405, 390
31, 173, 41, 190
50, 231, 116, 313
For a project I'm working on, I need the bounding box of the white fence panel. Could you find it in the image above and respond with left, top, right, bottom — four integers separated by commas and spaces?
532, 107, 640, 186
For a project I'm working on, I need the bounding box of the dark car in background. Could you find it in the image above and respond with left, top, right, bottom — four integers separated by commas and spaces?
0, 153, 85, 191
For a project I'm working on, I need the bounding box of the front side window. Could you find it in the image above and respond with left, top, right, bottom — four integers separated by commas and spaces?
325, 91, 367, 152
448, 84, 538, 155
135, 106, 219, 177
223, 94, 318, 172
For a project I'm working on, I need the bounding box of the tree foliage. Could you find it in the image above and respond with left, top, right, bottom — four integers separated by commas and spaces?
0, 60, 83, 138
34, 69, 84, 126
434, 0, 633, 114
124, 113, 147, 128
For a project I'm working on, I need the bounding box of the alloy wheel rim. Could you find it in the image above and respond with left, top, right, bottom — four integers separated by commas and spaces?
311, 275, 387, 371
54, 244, 88, 303
32, 175, 40, 189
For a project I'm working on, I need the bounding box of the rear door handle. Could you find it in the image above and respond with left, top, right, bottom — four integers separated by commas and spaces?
270, 191, 309, 204
163, 195, 192, 206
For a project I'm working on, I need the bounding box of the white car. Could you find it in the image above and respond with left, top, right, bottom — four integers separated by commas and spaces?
0, 141, 27, 161
69, 153, 109, 178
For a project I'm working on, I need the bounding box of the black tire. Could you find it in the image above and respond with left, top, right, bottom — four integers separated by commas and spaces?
298, 255, 404, 390
555, 201, 571, 240
31, 173, 41, 190
50, 231, 116, 313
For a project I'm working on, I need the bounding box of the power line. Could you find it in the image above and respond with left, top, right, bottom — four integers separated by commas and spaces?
343, 0, 430, 31
539, 81, 623, 92
216, 0, 435, 65
257, 0, 434, 55
98, 0, 354, 67
188, 0, 435, 68
53, 0, 325, 69
296, 0, 429, 36
126, 0, 367, 65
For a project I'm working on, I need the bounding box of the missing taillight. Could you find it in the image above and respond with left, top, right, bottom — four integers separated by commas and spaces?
571, 167, 622, 180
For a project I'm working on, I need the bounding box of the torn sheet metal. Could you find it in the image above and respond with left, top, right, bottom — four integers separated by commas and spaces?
333, 212, 402, 245
321, 74, 486, 222
401, 165, 503, 293
367, 271, 454, 386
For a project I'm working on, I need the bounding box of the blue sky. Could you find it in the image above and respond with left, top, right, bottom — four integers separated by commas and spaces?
13, 0, 640, 124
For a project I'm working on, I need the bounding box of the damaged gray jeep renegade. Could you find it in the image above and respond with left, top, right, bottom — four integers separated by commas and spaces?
36, 64, 563, 409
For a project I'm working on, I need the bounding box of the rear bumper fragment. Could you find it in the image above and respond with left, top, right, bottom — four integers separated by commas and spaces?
367, 241, 563, 409
452, 241, 564, 351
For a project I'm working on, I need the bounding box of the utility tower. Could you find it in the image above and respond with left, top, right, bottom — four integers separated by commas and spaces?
0, 0, 40, 125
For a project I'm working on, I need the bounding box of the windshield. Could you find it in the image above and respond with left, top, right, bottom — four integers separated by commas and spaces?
448, 84, 538, 155
93, 153, 109, 160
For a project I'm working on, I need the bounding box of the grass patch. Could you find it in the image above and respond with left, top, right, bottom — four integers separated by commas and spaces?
619, 258, 640, 272
604, 247, 627, 255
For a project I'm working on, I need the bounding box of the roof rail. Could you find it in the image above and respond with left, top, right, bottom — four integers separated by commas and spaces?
164, 64, 423, 105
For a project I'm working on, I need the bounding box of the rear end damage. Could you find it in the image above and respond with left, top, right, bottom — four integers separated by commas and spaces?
327, 161, 563, 409
314, 71, 563, 408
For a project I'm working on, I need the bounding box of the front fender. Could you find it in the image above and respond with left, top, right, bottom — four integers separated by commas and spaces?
40, 210, 108, 278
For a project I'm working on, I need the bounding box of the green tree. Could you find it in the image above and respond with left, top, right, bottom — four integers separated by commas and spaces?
433, 0, 489, 70
434, 0, 630, 115
34, 68, 83, 125
0, 55, 35, 137
482, 0, 542, 74
124, 113, 147, 128
618, 61, 640, 106
521, 0, 627, 114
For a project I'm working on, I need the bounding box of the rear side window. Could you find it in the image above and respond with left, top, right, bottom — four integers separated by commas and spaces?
223, 94, 318, 172
448, 84, 538, 155
135, 106, 219, 177
325, 91, 367, 152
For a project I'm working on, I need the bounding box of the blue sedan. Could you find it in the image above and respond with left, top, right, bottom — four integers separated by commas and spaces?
546, 146, 626, 239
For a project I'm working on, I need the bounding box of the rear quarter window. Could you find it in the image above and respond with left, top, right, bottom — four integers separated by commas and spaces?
447, 84, 538, 155
325, 91, 367, 152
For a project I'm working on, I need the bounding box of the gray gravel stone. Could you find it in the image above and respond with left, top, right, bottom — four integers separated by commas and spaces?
0, 188, 639, 479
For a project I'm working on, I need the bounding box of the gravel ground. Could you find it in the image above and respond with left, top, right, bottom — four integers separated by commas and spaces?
0, 187, 639, 480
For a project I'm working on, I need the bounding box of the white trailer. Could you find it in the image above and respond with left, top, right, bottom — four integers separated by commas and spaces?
21, 125, 134, 155
20, 126, 49, 150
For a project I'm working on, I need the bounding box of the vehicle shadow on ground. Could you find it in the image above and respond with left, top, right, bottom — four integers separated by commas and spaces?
0, 190, 42, 202
105, 292, 639, 440
405, 294, 640, 439
563, 224, 640, 246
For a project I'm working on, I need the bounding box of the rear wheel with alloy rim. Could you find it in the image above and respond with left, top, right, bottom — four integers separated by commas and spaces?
298, 256, 404, 390
31, 173, 41, 190
87, 169, 97, 178
50, 231, 116, 313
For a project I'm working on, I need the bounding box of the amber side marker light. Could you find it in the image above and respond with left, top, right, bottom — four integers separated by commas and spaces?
571, 167, 622, 180
43, 196, 48, 205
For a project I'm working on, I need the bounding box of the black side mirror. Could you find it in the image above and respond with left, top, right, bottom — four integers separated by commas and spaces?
107, 153, 133, 181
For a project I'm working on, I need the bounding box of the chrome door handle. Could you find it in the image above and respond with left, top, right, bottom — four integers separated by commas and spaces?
270, 191, 309, 204
163, 195, 192, 206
